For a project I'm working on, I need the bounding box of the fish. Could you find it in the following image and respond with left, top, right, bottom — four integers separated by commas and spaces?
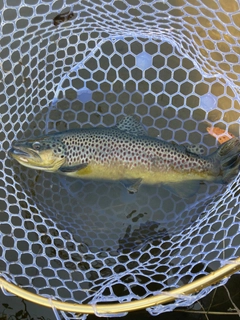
206, 126, 235, 144
8, 116, 240, 198
53, 11, 74, 26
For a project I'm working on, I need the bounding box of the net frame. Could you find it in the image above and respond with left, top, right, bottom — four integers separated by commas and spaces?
1, 257, 240, 315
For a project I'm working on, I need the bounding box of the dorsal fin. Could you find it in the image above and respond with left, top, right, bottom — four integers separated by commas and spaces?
115, 115, 148, 136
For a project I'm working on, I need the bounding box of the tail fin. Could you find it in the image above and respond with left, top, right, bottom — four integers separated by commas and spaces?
212, 137, 240, 183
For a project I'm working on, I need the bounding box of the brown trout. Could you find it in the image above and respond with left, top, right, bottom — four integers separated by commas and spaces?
9, 116, 240, 198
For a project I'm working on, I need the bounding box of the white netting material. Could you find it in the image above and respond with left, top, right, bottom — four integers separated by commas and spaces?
1, 0, 240, 318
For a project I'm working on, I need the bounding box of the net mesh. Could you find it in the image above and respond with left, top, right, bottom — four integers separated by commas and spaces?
1, 0, 240, 318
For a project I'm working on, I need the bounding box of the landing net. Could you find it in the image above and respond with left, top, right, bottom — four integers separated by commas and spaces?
1, 0, 240, 318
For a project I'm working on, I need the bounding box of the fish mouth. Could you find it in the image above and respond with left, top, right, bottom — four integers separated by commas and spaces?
8, 145, 40, 160
9, 143, 65, 171
9, 147, 31, 157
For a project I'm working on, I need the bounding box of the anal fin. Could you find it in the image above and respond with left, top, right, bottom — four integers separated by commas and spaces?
163, 180, 201, 198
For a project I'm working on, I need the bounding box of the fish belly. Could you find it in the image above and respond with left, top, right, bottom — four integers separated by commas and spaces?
63, 162, 212, 184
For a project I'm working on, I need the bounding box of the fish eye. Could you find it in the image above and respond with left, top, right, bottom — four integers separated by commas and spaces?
32, 142, 41, 151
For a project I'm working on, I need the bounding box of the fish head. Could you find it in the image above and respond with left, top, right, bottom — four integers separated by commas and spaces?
9, 135, 66, 172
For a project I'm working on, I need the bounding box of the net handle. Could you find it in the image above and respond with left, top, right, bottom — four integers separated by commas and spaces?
1, 258, 240, 314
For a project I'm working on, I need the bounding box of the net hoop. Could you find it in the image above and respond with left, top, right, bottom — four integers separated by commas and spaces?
1, 257, 240, 314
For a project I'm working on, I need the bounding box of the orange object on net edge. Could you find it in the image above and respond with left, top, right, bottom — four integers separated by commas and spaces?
206, 126, 235, 144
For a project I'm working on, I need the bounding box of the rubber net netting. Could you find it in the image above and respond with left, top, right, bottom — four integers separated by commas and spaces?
1, 0, 240, 318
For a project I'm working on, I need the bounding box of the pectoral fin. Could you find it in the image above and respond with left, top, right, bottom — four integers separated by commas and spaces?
163, 180, 201, 198
59, 163, 88, 173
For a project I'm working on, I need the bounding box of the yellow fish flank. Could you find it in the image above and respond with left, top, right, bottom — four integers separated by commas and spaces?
9, 116, 240, 198
68, 162, 214, 184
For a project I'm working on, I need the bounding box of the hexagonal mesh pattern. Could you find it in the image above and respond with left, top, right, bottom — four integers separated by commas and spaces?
1, 0, 240, 318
